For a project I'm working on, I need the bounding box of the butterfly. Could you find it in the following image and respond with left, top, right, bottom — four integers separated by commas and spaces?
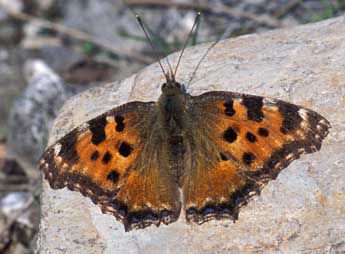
39, 13, 330, 232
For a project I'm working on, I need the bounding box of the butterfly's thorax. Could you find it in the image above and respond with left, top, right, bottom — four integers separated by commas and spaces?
158, 81, 191, 185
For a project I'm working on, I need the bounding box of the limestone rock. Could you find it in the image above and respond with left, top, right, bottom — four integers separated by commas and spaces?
37, 16, 345, 254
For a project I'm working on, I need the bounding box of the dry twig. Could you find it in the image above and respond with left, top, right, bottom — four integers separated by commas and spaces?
125, 0, 284, 28
273, 0, 300, 18
0, 4, 153, 64
0, 176, 31, 191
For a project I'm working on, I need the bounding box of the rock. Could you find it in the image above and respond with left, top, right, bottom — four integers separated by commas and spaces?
6, 58, 116, 177
36, 16, 345, 254
0, 47, 27, 139
0, 0, 23, 15
0, 192, 32, 216
7, 60, 70, 176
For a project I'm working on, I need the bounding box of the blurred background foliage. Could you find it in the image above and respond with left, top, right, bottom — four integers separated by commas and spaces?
0, 0, 344, 253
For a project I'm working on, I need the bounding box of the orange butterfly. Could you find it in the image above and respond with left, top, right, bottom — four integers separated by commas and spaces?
39, 13, 330, 231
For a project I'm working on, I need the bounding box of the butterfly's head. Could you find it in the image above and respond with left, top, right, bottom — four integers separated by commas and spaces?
161, 71, 185, 96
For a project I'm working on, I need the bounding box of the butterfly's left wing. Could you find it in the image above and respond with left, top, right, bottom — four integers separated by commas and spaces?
183, 91, 330, 224
39, 102, 181, 231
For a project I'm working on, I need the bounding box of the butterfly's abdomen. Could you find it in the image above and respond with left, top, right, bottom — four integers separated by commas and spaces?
167, 134, 186, 184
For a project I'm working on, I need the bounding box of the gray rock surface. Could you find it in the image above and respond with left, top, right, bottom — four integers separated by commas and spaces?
7, 60, 70, 175
37, 16, 345, 254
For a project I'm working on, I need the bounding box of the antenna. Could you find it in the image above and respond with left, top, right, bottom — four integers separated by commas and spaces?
187, 18, 231, 89
186, 40, 218, 89
136, 14, 169, 79
174, 12, 201, 78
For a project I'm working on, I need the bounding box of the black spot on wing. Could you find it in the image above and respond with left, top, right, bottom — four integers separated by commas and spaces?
118, 142, 132, 157
102, 151, 112, 164
223, 127, 237, 143
115, 115, 125, 132
277, 101, 302, 134
246, 132, 257, 143
90, 151, 100, 161
107, 170, 120, 183
89, 116, 107, 145
242, 152, 256, 165
223, 100, 235, 116
220, 152, 229, 161
258, 127, 269, 137
242, 97, 264, 122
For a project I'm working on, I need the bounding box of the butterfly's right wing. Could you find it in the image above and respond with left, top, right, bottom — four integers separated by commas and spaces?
39, 101, 181, 231
183, 91, 329, 224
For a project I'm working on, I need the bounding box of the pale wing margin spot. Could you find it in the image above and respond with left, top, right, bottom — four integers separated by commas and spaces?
319, 119, 328, 125
317, 124, 324, 131
78, 122, 89, 132
263, 97, 276, 105
298, 108, 309, 120
74, 183, 81, 190
219, 196, 227, 202
286, 153, 295, 160
106, 116, 114, 122
55, 156, 63, 165
298, 148, 305, 153
53, 143, 62, 155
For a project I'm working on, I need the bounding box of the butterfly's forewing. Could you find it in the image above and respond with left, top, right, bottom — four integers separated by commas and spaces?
39, 101, 181, 231
183, 91, 330, 224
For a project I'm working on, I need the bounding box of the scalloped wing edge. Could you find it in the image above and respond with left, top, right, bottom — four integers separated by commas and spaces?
39, 142, 181, 231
